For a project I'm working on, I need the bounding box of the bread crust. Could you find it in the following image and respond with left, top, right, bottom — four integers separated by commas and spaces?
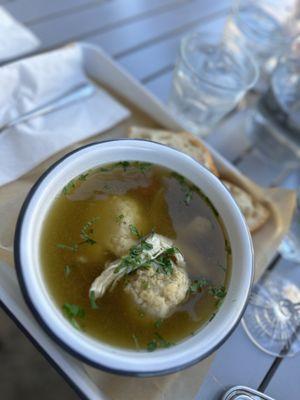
222, 180, 270, 232
128, 126, 269, 233
128, 126, 219, 176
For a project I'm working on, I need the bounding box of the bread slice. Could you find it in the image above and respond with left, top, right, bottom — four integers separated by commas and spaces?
128, 126, 219, 176
222, 180, 270, 232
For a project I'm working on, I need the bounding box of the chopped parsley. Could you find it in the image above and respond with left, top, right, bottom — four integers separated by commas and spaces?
140, 239, 154, 251
114, 238, 153, 275
62, 179, 76, 195
208, 285, 227, 301
171, 172, 194, 206
189, 278, 209, 294
98, 166, 110, 172
154, 250, 175, 275
117, 161, 130, 171
57, 218, 99, 252
189, 279, 227, 306
170, 172, 220, 217
62, 303, 85, 330
116, 214, 125, 225
147, 340, 157, 352
89, 290, 98, 310
132, 161, 152, 174
79, 172, 89, 181
80, 218, 99, 245
147, 333, 174, 352
114, 230, 179, 278
94, 161, 154, 178
57, 243, 78, 252
129, 224, 141, 239
208, 284, 227, 306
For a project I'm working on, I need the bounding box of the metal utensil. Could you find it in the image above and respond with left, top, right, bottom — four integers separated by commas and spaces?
0, 81, 96, 134
222, 385, 276, 400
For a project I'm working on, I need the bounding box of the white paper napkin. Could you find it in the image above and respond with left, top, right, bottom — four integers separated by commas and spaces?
0, 44, 130, 187
0, 7, 40, 62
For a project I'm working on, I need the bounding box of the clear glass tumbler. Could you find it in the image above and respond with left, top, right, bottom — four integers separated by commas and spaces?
225, 0, 292, 81
271, 35, 300, 134
168, 30, 258, 137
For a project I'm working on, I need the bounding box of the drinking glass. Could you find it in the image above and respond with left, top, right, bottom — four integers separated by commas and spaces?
242, 271, 300, 357
225, 0, 293, 83
270, 35, 300, 134
245, 34, 300, 170
168, 30, 258, 137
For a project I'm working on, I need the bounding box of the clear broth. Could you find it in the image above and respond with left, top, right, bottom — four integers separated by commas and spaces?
40, 162, 231, 350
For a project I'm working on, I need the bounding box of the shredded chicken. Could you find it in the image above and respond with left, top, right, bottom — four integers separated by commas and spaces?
89, 233, 188, 317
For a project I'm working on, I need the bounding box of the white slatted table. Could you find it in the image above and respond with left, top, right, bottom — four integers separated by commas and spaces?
1, 1, 299, 399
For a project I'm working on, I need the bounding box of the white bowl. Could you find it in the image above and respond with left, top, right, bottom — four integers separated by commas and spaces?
14, 139, 253, 376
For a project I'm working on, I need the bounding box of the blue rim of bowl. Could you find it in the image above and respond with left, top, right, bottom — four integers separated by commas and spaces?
14, 138, 254, 377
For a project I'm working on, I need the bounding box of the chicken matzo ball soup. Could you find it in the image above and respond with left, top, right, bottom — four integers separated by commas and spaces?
40, 161, 231, 351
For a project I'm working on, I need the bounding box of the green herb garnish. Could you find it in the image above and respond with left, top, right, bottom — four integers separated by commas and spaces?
116, 214, 125, 225
189, 278, 210, 294
132, 161, 152, 174
62, 179, 76, 195
57, 243, 78, 252
171, 172, 220, 215
140, 239, 153, 251
153, 246, 178, 275
129, 224, 141, 239
171, 172, 194, 206
80, 218, 99, 245
89, 290, 98, 310
189, 279, 227, 306
57, 218, 99, 252
155, 253, 174, 275
113, 233, 179, 279
62, 303, 85, 330
208, 285, 227, 300
79, 172, 89, 181
147, 340, 157, 352
147, 333, 174, 352
98, 166, 110, 172
63, 303, 85, 318
117, 161, 130, 171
